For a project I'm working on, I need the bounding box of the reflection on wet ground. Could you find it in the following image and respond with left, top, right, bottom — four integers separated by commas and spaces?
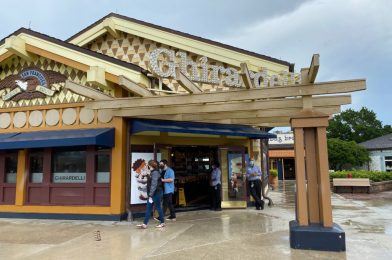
0, 181, 391, 259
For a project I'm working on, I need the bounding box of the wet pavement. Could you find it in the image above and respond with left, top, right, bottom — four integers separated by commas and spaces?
1, 181, 392, 259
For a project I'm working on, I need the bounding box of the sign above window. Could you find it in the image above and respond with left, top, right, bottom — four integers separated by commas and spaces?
149, 47, 301, 88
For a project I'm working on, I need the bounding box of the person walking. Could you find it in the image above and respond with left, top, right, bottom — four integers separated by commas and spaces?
160, 159, 176, 221
153, 165, 166, 221
246, 159, 264, 210
136, 160, 166, 229
210, 162, 222, 211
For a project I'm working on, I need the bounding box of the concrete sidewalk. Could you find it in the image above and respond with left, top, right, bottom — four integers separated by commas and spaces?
1, 181, 392, 259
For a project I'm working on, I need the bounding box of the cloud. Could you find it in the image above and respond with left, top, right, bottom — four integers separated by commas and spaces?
216, 0, 392, 124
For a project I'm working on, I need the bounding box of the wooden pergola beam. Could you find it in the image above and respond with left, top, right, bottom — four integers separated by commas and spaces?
144, 106, 340, 122
133, 115, 290, 127
111, 95, 350, 117
118, 75, 154, 97
86, 79, 365, 110
175, 68, 203, 94
240, 63, 254, 89
65, 80, 114, 100
211, 117, 291, 125
308, 54, 320, 83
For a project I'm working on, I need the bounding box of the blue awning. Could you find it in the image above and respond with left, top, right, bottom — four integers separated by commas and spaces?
130, 119, 276, 139
0, 128, 115, 150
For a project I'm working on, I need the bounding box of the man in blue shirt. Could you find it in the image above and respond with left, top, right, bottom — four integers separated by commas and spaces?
160, 159, 176, 221
246, 159, 264, 210
210, 162, 222, 211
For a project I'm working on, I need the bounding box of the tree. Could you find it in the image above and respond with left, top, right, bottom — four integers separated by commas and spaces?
327, 138, 369, 171
327, 107, 391, 143
383, 124, 392, 135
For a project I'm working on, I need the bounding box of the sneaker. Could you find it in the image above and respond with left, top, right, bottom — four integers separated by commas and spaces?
136, 224, 147, 229
155, 223, 166, 228
153, 217, 160, 222
167, 217, 176, 221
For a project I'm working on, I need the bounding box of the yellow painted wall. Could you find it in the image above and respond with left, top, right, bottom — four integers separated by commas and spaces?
109, 117, 127, 215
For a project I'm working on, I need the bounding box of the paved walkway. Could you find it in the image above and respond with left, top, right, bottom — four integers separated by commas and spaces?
1, 181, 392, 259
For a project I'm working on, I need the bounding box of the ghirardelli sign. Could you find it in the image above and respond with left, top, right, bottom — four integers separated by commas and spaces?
149, 48, 301, 88
0, 67, 66, 101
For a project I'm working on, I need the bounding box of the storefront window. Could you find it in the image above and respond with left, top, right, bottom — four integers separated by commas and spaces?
5, 153, 17, 183
52, 149, 86, 183
385, 156, 392, 172
227, 151, 247, 201
96, 153, 110, 183
30, 153, 43, 183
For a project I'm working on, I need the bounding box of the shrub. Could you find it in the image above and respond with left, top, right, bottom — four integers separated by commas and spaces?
269, 169, 278, 177
329, 170, 392, 182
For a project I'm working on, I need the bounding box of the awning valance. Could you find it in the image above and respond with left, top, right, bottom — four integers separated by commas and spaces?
130, 119, 276, 139
0, 128, 114, 150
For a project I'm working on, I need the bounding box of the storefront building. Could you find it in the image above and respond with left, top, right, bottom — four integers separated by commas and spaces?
0, 12, 365, 251
360, 133, 392, 172
0, 14, 286, 220
269, 132, 295, 180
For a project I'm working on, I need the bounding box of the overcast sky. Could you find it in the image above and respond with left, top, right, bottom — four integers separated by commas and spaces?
1, 0, 390, 125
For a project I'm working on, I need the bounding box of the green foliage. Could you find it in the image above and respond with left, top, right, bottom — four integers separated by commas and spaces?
328, 138, 369, 171
327, 107, 391, 143
329, 171, 392, 182
269, 169, 278, 177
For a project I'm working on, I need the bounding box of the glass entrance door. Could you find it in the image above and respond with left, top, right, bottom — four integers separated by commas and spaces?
219, 147, 248, 208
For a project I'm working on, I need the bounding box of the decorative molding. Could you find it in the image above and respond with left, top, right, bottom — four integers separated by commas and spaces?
45, 109, 60, 126
5, 35, 33, 61
29, 110, 43, 127
80, 108, 95, 124
0, 113, 11, 128
13, 111, 27, 128
62, 108, 77, 125
87, 66, 107, 89
97, 109, 113, 123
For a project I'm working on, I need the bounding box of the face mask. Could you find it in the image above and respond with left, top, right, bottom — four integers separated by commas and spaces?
159, 164, 165, 169
250, 161, 254, 167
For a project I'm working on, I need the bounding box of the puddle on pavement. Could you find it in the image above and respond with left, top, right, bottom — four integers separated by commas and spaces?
342, 219, 385, 233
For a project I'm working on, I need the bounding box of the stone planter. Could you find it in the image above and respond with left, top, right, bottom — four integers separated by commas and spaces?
331, 179, 392, 193
369, 180, 392, 193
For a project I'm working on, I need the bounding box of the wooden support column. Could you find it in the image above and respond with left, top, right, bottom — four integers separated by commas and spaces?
15, 149, 28, 206
316, 126, 333, 227
291, 113, 331, 227
304, 128, 320, 224
293, 127, 308, 226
